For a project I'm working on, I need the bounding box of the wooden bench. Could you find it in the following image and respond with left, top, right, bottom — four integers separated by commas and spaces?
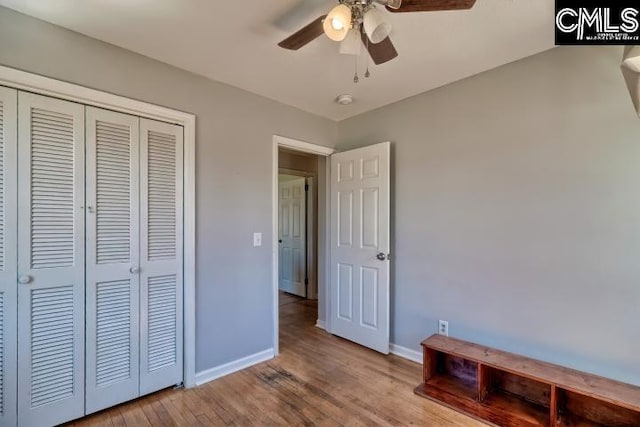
414, 334, 640, 426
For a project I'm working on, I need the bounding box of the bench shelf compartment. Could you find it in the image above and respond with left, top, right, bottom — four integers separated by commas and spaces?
414, 335, 640, 427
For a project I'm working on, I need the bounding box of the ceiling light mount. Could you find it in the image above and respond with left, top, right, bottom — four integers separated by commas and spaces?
335, 94, 355, 105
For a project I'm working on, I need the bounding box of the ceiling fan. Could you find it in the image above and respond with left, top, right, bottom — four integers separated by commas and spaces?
278, 0, 477, 66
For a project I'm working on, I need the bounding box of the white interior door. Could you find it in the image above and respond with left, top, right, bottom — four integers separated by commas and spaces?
330, 142, 390, 353
17, 92, 86, 426
0, 86, 18, 427
279, 177, 307, 297
139, 118, 184, 395
85, 107, 140, 413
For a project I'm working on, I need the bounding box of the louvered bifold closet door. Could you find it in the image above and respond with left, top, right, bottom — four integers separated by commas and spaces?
85, 107, 140, 414
17, 92, 85, 426
139, 119, 183, 395
0, 87, 18, 427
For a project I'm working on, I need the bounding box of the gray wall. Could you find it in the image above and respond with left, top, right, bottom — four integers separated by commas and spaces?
0, 6, 337, 372
3, 4, 639, 387
338, 46, 640, 386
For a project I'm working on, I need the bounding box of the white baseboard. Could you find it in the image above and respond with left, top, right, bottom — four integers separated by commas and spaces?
195, 348, 275, 386
389, 343, 422, 364
315, 319, 326, 330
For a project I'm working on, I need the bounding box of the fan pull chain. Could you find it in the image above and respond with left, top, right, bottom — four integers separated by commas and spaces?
365, 35, 371, 78
354, 49, 359, 84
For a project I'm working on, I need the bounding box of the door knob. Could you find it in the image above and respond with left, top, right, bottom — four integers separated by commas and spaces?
129, 267, 141, 274
19, 275, 33, 284
376, 253, 388, 261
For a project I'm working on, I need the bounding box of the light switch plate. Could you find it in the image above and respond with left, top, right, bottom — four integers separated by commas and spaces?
253, 232, 262, 247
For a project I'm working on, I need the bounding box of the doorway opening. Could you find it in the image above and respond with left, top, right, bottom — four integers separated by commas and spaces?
278, 150, 320, 336
278, 172, 314, 298
272, 136, 335, 355
273, 135, 391, 356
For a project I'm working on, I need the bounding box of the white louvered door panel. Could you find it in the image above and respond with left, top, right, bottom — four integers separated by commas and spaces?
139, 119, 183, 395
0, 87, 18, 427
85, 107, 140, 414
17, 92, 85, 427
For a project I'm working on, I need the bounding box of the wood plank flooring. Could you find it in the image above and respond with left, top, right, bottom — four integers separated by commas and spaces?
66, 293, 485, 426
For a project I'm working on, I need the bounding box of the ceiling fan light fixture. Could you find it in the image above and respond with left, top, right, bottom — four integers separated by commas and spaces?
323, 4, 352, 41
339, 29, 362, 55
375, 0, 402, 9
364, 8, 392, 44
622, 47, 640, 117
622, 46, 640, 72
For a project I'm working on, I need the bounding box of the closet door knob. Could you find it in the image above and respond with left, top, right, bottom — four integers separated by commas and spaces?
19, 275, 33, 284
129, 267, 141, 274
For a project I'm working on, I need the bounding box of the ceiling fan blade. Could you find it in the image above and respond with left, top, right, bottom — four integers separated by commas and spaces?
278, 15, 327, 50
386, 0, 477, 12
361, 32, 398, 65
273, 0, 331, 32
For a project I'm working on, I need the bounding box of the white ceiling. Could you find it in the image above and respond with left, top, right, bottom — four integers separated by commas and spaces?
0, 0, 555, 121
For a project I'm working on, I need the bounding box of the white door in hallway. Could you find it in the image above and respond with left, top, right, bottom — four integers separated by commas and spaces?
330, 142, 390, 353
279, 177, 307, 297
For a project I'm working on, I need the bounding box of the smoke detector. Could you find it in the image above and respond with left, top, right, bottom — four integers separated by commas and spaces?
335, 94, 354, 105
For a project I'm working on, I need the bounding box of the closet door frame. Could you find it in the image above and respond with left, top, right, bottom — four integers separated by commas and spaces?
0, 85, 18, 427
0, 65, 197, 388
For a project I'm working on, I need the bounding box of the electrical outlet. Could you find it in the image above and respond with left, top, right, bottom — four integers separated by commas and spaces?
438, 320, 449, 336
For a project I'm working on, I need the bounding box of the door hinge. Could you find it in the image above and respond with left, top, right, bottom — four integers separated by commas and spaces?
305, 184, 309, 191
304, 278, 309, 285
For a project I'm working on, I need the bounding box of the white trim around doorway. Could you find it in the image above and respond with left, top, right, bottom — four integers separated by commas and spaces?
0, 65, 198, 388
272, 135, 335, 355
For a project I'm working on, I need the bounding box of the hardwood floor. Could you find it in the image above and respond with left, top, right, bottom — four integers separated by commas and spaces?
67, 293, 485, 426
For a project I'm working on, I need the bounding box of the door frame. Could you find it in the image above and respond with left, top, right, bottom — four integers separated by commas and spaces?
272, 135, 334, 355
0, 65, 198, 388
